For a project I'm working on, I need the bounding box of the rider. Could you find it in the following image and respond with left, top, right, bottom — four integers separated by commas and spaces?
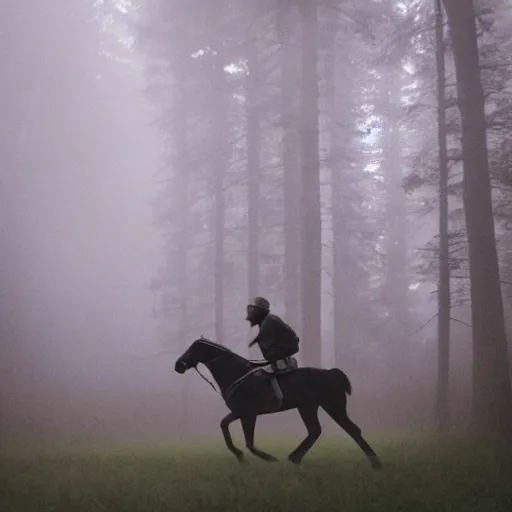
246, 296, 299, 371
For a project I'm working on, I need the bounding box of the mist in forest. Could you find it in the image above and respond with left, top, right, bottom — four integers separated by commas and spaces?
1, 0, 510, 446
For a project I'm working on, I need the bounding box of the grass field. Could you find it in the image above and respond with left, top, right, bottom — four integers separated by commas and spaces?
1, 435, 512, 512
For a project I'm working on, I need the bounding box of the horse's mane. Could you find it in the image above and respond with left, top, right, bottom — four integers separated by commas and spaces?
197, 336, 263, 366
197, 336, 235, 354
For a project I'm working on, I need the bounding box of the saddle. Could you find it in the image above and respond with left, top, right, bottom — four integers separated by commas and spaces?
224, 357, 298, 412
261, 356, 298, 409
264, 356, 298, 373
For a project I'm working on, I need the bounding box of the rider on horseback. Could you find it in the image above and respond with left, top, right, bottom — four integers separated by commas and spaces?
246, 296, 299, 372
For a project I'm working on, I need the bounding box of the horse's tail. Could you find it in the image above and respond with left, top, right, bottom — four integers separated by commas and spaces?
329, 368, 352, 396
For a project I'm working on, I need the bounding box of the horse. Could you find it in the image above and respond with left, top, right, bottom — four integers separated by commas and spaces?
174, 336, 382, 468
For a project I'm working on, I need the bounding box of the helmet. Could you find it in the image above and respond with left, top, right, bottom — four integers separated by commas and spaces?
248, 296, 270, 311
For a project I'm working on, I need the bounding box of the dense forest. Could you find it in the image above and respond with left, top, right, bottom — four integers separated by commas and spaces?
0, 0, 511, 442
141, 0, 512, 436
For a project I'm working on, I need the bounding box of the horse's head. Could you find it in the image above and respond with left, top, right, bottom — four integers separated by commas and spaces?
174, 336, 232, 374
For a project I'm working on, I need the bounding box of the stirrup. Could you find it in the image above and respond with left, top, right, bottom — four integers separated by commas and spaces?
269, 376, 283, 410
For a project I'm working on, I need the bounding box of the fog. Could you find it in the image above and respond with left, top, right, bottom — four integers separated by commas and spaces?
0, 0, 167, 442
1, 1, 510, 447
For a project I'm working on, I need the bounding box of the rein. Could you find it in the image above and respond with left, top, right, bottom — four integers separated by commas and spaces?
192, 348, 267, 398
194, 366, 219, 394
193, 352, 227, 394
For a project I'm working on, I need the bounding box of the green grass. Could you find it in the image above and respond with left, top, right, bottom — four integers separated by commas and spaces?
1, 436, 512, 512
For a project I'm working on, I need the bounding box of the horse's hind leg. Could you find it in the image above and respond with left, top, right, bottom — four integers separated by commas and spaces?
288, 405, 322, 465
322, 401, 382, 470
220, 412, 245, 463
240, 415, 278, 462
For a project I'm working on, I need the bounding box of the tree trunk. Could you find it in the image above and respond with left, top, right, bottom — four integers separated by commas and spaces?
278, 5, 301, 331
173, 81, 191, 439
435, 0, 451, 432
443, 0, 512, 435
299, 1, 322, 368
322, 11, 353, 367
213, 58, 227, 342
246, 41, 261, 304
381, 72, 409, 385
176, 92, 189, 342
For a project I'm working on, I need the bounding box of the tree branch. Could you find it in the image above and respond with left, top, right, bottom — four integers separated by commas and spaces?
450, 317, 472, 329
410, 313, 438, 335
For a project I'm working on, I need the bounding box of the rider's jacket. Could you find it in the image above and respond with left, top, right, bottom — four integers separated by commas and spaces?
252, 313, 299, 363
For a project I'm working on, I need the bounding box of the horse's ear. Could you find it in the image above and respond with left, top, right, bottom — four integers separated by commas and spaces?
199, 334, 205, 340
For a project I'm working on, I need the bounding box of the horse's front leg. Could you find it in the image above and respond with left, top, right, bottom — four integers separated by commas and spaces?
240, 415, 278, 462
220, 412, 245, 463
288, 405, 322, 465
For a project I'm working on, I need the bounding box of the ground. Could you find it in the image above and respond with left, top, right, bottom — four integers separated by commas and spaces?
1, 435, 511, 511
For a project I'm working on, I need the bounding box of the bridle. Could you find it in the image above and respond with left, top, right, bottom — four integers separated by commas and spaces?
191, 339, 232, 394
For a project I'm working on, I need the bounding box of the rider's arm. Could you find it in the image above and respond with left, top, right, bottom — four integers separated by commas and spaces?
248, 323, 271, 348
256, 316, 277, 350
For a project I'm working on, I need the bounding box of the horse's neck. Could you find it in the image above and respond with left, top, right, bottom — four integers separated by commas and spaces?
206, 351, 252, 393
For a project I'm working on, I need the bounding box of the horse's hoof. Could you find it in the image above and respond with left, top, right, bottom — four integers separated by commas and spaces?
266, 455, 279, 463
370, 456, 383, 470
236, 453, 246, 464
288, 455, 302, 465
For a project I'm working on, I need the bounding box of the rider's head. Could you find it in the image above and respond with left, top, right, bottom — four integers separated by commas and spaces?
246, 296, 270, 327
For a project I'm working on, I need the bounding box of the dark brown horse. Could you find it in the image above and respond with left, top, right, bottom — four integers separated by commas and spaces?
175, 336, 382, 468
